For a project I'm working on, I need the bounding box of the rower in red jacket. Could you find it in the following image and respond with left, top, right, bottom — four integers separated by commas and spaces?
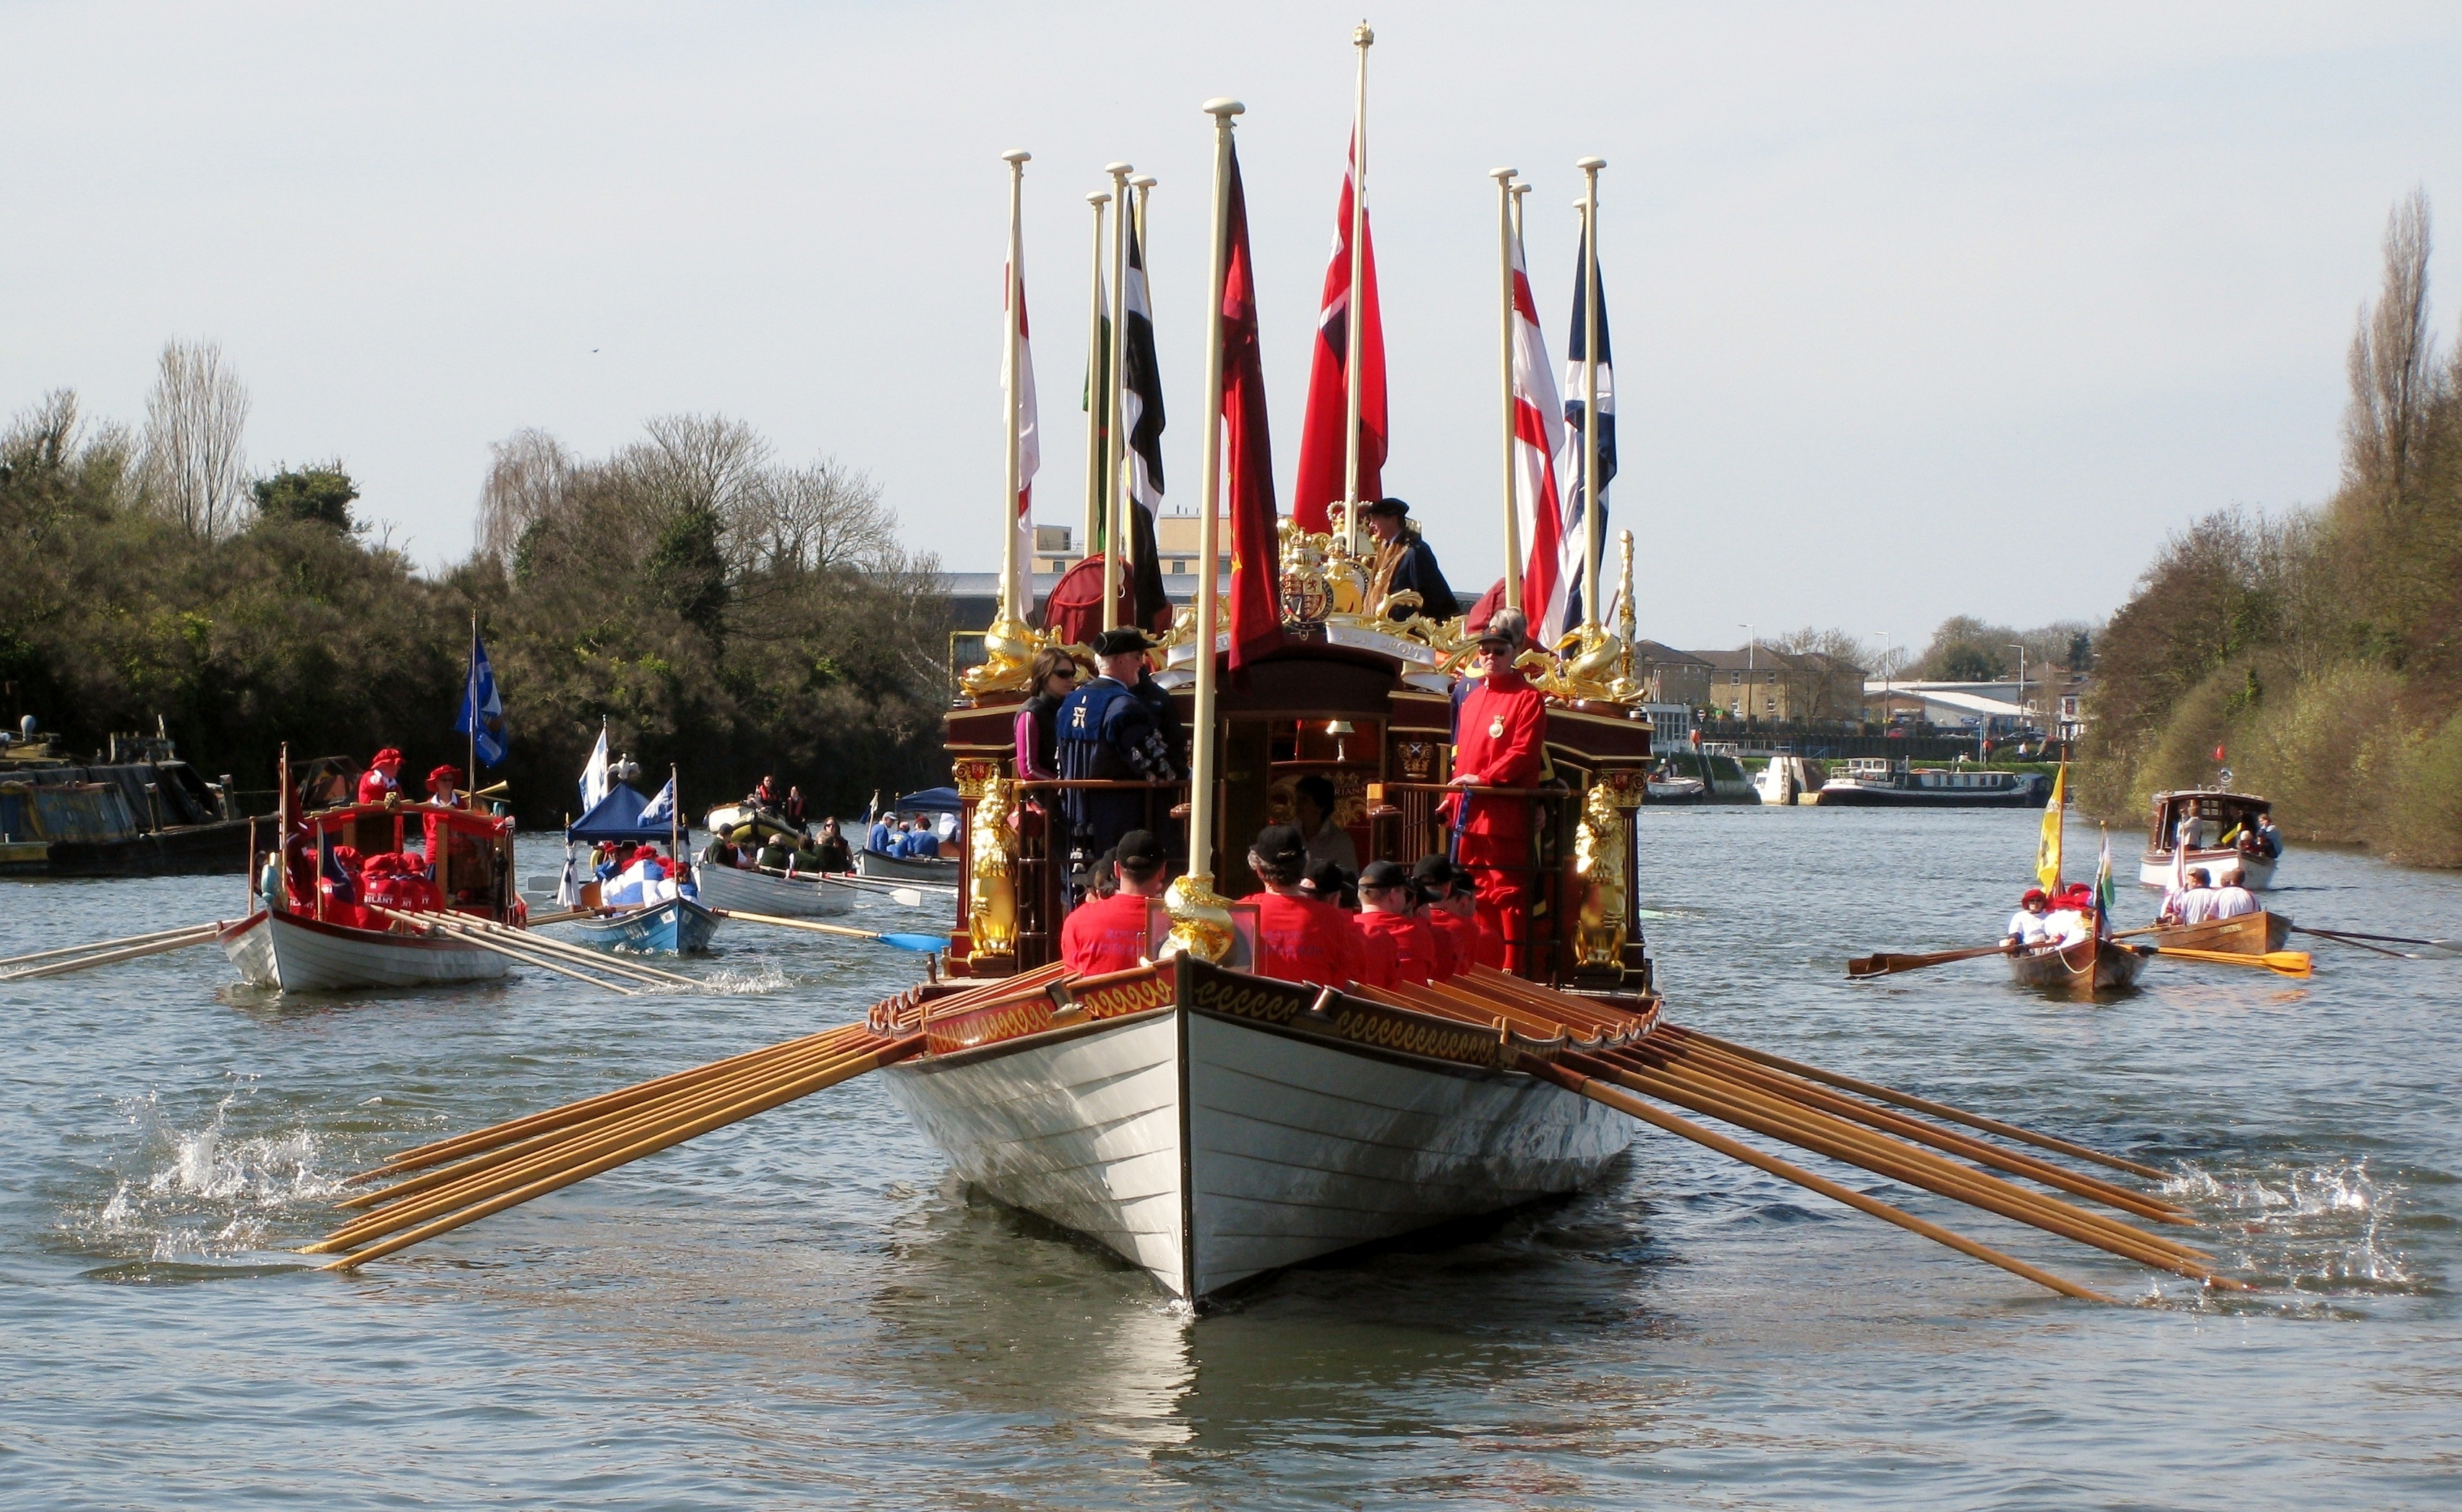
1443, 610, 1547, 971
1240, 825, 1360, 989
357, 747, 405, 804
1413, 854, 1480, 978
1060, 829, 1170, 976
1354, 859, 1444, 986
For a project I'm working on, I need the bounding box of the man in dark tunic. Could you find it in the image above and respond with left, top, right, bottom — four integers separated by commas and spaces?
1056, 627, 1182, 885
1361, 497, 1458, 622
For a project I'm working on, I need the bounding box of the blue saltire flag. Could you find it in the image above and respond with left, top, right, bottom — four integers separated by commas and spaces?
638, 777, 677, 828
456, 624, 507, 768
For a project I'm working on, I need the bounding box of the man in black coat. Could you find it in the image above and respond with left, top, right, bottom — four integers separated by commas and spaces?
1362, 497, 1458, 622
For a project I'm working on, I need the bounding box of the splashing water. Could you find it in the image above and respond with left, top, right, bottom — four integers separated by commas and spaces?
61, 1082, 347, 1265
2165, 1159, 2416, 1293
696, 964, 792, 995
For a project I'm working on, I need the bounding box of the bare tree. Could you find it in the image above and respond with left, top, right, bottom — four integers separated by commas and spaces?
745, 458, 896, 574
138, 339, 252, 538
1770, 627, 1867, 721
3, 389, 81, 472
618, 413, 772, 552
476, 427, 575, 564
2344, 189, 2444, 520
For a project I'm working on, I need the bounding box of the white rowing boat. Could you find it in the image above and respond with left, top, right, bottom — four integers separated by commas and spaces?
220, 909, 513, 992
877, 961, 1635, 1304
690, 862, 852, 918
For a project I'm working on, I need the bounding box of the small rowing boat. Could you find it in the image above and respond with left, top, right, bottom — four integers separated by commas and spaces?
223, 769, 523, 992
2146, 909, 2290, 956
690, 860, 852, 919
551, 895, 720, 956
2009, 935, 2149, 996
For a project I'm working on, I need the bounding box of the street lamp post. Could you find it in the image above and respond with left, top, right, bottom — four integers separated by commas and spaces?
2009, 643, 2028, 755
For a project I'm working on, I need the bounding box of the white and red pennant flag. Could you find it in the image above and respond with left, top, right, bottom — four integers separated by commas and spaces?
1509, 225, 1571, 643
1290, 145, 1386, 535
1004, 259, 1041, 618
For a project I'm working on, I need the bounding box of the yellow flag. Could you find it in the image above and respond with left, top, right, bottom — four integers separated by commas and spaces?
2036, 762, 2065, 893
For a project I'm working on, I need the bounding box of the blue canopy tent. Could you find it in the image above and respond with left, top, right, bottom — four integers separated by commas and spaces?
567, 783, 692, 844
892, 787, 964, 816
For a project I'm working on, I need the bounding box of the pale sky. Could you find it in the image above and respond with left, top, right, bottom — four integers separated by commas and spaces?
7, 1, 2461, 656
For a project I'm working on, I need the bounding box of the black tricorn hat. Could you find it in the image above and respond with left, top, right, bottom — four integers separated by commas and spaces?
1091, 627, 1155, 657
1362, 496, 1410, 518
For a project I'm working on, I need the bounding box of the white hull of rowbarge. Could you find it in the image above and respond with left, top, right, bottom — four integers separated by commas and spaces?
690, 863, 852, 918
219, 909, 514, 992
878, 1002, 1633, 1302
2137, 847, 2278, 892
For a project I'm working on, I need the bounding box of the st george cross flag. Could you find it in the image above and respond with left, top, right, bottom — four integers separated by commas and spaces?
1290, 144, 1386, 535
1557, 237, 1618, 629
1508, 224, 1572, 643
1005, 259, 1041, 619
579, 722, 610, 812
1219, 140, 1282, 674
638, 776, 677, 829
456, 623, 507, 768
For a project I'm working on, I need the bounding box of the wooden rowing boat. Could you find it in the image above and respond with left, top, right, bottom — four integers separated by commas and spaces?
220, 909, 513, 992
2008, 935, 2149, 997
2146, 909, 2289, 955
876, 958, 1643, 1303
549, 895, 721, 955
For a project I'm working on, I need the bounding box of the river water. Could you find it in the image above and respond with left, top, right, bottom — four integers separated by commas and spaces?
3, 810, 2457, 1509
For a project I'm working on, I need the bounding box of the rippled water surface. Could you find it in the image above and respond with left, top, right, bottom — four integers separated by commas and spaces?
4, 815, 2459, 1508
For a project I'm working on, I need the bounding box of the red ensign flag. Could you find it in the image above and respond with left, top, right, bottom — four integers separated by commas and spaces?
1290, 144, 1386, 534
1219, 142, 1282, 674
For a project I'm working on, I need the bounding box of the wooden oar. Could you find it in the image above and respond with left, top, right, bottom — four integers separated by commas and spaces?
315, 1034, 922, 1271
0, 922, 228, 969
0, 922, 229, 981
1575, 1049, 2221, 1281
1519, 1056, 2113, 1302
453, 915, 705, 988
1847, 941, 2013, 979
2291, 925, 2455, 959
2151, 945, 2312, 977
1660, 1026, 2171, 1180
708, 907, 948, 953
363, 906, 639, 995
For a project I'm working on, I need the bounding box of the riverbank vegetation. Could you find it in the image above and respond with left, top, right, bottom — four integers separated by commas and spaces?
2079, 192, 2462, 865
0, 346, 952, 824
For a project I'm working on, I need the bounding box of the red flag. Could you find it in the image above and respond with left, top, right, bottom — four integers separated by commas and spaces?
1219, 142, 1282, 673
1290, 145, 1385, 533
2213, 744, 2226, 763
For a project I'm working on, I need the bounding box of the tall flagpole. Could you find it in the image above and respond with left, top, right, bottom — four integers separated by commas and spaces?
1188, 97, 1243, 896
1491, 166, 1520, 612
1577, 155, 1605, 633
466, 611, 479, 792
1080, 188, 1110, 575
1000, 149, 1031, 627
1342, 22, 1373, 554
1103, 160, 1133, 631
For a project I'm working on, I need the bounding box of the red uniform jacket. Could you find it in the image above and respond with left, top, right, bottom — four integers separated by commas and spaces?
1355, 909, 1443, 986
356, 769, 400, 804
1061, 890, 1154, 976
1242, 890, 1361, 989
1428, 908, 1483, 976
1350, 914, 1398, 989
1447, 670, 1547, 839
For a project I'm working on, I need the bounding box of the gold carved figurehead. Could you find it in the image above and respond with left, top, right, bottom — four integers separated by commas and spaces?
959, 611, 1046, 699
1571, 779, 1627, 967
967, 775, 1020, 958
1156, 871, 1235, 963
